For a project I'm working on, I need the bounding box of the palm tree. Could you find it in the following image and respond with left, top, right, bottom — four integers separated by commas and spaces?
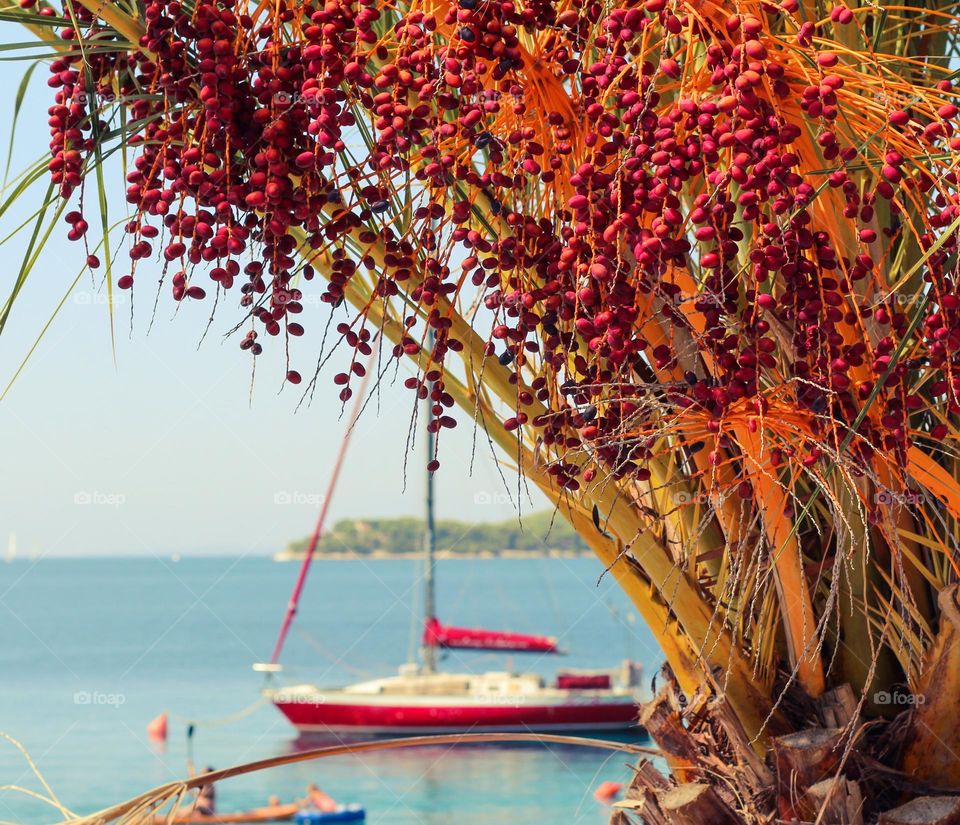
3, 0, 960, 821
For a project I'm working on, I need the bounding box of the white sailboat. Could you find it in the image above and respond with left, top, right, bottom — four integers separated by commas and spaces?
260, 373, 644, 736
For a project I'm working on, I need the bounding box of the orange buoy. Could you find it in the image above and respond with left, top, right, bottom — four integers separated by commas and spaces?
146, 712, 168, 742
594, 781, 623, 804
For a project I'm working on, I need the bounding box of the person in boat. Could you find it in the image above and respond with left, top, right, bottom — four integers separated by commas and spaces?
301, 783, 337, 813
186, 763, 216, 816
196, 767, 216, 816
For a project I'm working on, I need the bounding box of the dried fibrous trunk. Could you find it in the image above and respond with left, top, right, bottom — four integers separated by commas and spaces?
773, 727, 847, 807
615, 677, 958, 825
655, 784, 740, 825
796, 778, 864, 825
639, 689, 704, 783
614, 783, 740, 825
816, 685, 860, 730
901, 586, 960, 789
877, 797, 960, 825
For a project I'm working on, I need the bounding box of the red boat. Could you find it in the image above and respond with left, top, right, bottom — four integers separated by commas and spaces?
258, 367, 643, 736
270, 665, 641, 736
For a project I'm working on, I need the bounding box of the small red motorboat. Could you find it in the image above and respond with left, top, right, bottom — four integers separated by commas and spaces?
153, 802, 298, 824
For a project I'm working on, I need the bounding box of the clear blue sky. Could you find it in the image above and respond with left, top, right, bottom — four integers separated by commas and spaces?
0, 48, 547, 557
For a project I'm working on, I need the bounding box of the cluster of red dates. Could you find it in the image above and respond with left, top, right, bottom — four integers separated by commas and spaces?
44, 0, 960, 484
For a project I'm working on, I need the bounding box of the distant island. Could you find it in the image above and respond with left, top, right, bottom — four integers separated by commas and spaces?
276, 510, 591, 560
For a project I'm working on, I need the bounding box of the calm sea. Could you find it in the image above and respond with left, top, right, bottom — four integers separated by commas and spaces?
0, 556, 662, 824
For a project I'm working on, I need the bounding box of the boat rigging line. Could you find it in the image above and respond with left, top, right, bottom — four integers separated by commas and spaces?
256, 349, 377, 674
167, 697, 269, 731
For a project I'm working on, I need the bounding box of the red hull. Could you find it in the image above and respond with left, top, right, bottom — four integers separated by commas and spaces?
274, 699, 638, 734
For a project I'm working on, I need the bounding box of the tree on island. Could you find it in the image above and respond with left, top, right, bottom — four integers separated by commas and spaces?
4, 0, 960, 820
286, 511, 590, 556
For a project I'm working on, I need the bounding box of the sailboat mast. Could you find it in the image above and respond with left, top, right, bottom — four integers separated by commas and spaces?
421, 337, 437, 674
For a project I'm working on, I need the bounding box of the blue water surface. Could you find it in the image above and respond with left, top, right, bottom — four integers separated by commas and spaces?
0, 556, 663, 824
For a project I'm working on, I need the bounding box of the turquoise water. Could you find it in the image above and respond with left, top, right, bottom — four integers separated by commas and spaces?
0, 556, 662, 823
